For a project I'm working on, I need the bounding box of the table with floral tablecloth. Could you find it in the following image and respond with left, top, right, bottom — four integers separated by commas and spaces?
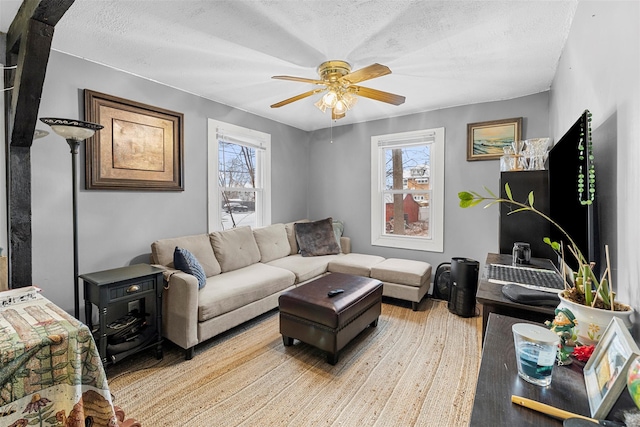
0, 289, 118, 427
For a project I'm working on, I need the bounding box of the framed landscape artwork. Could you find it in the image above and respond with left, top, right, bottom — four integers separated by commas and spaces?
84, 90, 184, 190
467, 117, 522, 161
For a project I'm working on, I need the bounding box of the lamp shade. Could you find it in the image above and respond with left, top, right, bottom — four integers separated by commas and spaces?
33, 129, 49, 140
39, 118, 103, 141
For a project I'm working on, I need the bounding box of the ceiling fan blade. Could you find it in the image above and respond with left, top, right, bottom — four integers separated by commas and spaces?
352, 85, 405, 106
340, 63, 391, 85
270, 89, 323, 108
272, 75, 325, 85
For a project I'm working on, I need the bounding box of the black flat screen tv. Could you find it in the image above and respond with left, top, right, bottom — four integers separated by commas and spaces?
547, 110, 599, 276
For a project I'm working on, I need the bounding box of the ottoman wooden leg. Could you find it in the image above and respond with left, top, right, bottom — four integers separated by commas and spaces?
327, 352, 339, 365
282, 335, 294, 346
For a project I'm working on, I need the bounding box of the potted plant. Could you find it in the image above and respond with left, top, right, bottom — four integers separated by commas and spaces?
458, 184, 633, 345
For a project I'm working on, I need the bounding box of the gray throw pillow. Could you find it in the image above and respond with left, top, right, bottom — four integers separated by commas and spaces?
294, 217, 341, 257
174, 246, 207, 289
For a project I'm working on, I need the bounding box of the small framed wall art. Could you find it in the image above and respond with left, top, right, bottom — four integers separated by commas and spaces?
583, 317, 640, 419
84, 90, 184, 190
467, 117, 522, 161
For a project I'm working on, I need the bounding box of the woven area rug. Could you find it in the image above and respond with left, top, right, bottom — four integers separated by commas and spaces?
108, 299, 482, 426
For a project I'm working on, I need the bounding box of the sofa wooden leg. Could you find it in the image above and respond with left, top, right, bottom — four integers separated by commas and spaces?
185, 346, 195, 360
412, 301, 418, 311
282, 335, 294, 346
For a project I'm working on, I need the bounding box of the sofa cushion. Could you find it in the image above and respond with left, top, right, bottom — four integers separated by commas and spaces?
198, 263, 295, 322
328, 253, 386, 277
370, 258, 432, 288
295, 217, 341, 257
267, 253, 342, 283
253, 223, 290, 263
174, 247, 207, 289
151, 234, 221, 277
285, 219, 309, 255
210, 226, 261, 273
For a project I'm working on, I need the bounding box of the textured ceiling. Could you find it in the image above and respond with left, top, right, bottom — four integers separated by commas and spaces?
1, 0, 578, 131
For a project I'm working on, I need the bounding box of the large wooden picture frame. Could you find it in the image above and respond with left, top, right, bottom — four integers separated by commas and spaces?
84, 90, 184, 191
583, 317, 640, 419
467, 117, 522, 161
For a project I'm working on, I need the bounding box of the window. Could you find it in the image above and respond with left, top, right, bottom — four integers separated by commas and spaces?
370, 127, 444, 252
208, 120, 271, 231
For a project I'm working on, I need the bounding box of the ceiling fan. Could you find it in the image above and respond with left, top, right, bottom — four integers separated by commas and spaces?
270, 60, 405, 120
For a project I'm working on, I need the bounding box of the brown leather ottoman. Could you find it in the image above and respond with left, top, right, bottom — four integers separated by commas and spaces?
278, 272, 382, 365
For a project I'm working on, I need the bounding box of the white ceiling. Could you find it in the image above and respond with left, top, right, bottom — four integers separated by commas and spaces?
1, 0, 578, 132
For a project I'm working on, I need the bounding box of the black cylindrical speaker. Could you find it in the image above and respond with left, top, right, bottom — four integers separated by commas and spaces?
447, 257, 480, 317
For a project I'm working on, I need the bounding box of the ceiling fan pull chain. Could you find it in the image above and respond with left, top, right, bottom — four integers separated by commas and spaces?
330, 116, 333, 144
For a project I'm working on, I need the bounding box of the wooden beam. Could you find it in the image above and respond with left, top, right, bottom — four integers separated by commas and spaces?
8, 147, 32, 288
4, 0, 75, 287
9, 18, 53, 149
6, 0, 75, 53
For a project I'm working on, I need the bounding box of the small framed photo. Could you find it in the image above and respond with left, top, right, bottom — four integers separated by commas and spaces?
584, 317, 640, 419
467, 117, 522, 161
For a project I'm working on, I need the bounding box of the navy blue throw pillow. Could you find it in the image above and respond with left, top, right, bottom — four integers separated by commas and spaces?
174, 247, 207, 289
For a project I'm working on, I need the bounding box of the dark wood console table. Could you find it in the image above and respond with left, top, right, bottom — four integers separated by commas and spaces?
476, 253, 557, 338
470, 313, 635, 426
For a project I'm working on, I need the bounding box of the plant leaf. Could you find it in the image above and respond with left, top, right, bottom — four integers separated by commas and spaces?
528, 191, 535, 207
458, 191, 473, 201
542, 237, 561, 251
484, 186, 498, 198
484, 201, 500, 209
508, 207, 530, 214
505, 183, 513, 201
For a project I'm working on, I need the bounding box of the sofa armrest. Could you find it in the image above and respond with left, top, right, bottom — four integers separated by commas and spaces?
160, 270, 200, 351
340, 236, 351, 254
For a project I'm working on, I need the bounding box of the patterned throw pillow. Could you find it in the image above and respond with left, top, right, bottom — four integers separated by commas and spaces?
174, 246, 207, 289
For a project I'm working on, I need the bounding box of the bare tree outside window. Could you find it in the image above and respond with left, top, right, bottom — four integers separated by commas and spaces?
383, 145, 431, 238
219, 141, 256, 229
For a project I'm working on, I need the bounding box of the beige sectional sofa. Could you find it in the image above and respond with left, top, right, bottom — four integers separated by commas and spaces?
151, 220, 431, 360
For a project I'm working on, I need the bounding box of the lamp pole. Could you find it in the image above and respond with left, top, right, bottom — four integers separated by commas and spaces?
40, 118, 103, 320
67, 138, 81, 319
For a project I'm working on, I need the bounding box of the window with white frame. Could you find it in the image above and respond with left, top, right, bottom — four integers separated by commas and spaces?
370, 127, 444, 252
208, 119, 271, 231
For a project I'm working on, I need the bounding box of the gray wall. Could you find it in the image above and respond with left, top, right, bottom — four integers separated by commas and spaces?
32, 51, 310, 314
307, 92, 550, 272
549, 1, 640, 312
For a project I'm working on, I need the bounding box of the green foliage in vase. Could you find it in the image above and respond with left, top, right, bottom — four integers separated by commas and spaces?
458, 183, 615, 310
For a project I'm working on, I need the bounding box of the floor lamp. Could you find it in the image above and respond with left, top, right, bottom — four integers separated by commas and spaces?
40, 118, 103, 319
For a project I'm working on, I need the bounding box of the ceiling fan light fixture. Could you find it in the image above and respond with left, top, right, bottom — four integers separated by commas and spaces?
333, 99, 348, 116
314, 97, 328, 113
342, 92, 358, 109
322, 90, 338, 108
